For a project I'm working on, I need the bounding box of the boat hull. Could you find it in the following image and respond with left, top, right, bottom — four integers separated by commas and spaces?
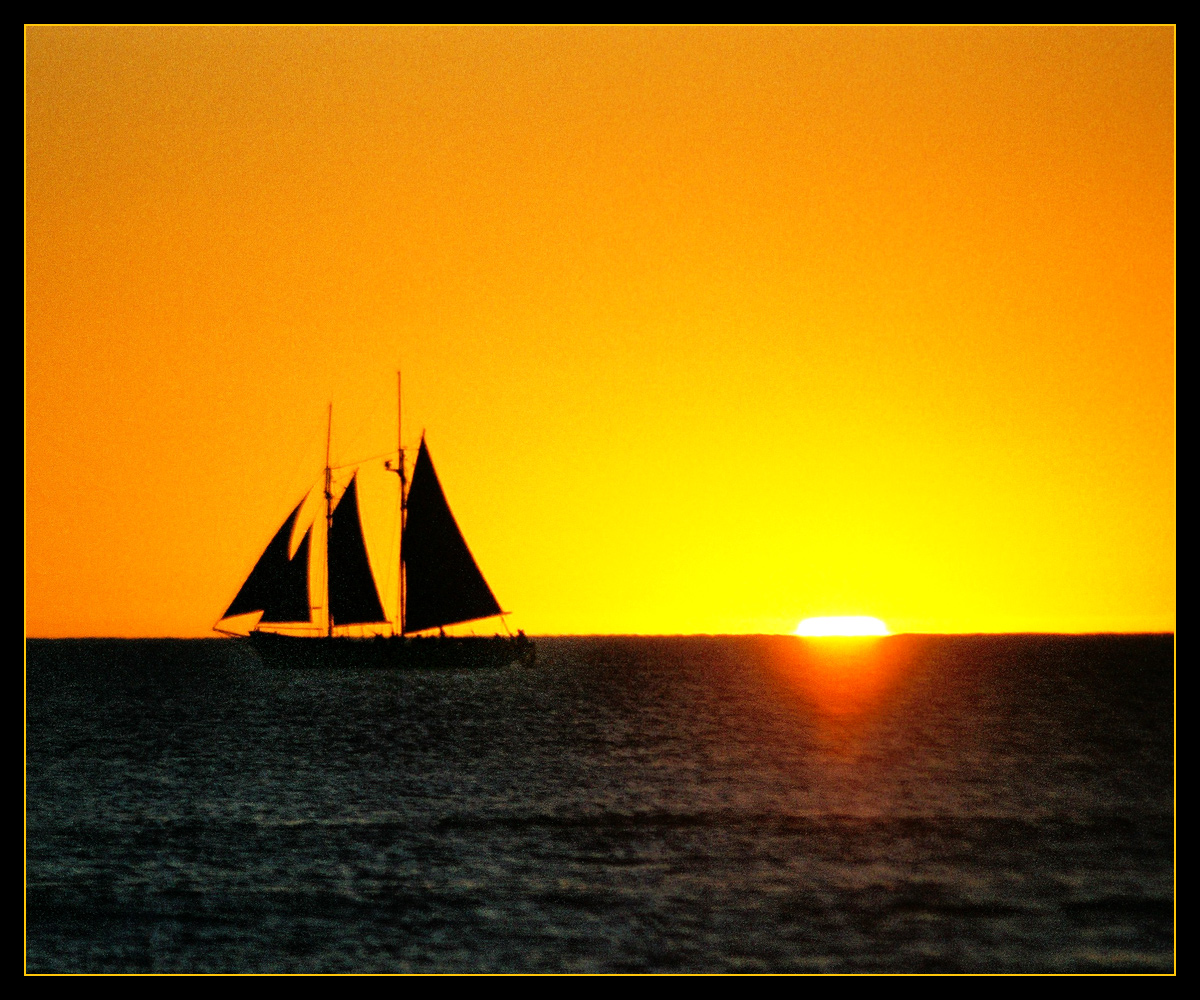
246, 630, 535, 670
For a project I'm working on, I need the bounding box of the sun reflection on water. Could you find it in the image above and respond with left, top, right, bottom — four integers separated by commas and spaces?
767, 634, 926, 749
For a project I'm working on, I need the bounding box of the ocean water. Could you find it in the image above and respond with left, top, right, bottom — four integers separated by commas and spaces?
25, 635, 1174, 973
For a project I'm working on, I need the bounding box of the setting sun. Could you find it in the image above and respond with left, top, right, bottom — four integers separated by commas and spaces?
795, 617, 891, 637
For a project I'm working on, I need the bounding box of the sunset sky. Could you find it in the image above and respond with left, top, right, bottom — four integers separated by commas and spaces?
25, 26, 1174, 637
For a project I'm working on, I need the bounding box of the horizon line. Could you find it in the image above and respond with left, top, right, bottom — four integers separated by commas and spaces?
24, 630, 1177, 641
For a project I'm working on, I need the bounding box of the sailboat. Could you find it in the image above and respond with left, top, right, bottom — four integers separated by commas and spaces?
215, 375, 534, 669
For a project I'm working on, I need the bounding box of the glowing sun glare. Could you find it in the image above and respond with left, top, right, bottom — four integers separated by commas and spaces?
795, 616, 891, 637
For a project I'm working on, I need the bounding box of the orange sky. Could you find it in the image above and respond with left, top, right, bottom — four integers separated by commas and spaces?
25, 26, 1175, 637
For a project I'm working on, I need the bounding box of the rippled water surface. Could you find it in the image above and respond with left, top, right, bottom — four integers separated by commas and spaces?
26, 635, 1174, 973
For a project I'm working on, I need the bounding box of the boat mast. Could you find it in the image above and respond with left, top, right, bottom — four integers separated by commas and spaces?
324, 403, 333, 638
385, 371, 408, 635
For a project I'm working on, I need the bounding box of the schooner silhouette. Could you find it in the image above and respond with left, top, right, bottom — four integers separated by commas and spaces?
216, 374, 533, 669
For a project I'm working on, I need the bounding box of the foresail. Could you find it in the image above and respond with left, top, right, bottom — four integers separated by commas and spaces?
403, 438, 502, 633
328, 473, 387, 626
258, 526, 311, 622
223, 499, 312, 623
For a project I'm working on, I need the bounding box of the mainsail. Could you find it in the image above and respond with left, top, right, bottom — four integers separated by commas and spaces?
403, 438, 502, 633
328, 473, 387, 626
224, 499, 312, 623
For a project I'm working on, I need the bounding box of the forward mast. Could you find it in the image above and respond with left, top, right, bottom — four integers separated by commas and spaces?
384, 371, 407, 636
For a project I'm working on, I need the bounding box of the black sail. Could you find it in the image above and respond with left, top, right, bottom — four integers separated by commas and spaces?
224, 500, 312, 622
403, 438, 502, 633
328, 473, 386, 626
259, 526, 311, 622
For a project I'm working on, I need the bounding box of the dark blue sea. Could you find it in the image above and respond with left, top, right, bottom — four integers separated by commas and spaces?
25, 635, 1174, 973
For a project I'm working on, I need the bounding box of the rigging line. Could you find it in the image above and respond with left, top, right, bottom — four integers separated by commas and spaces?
329, 449, 399, 470
334, 379, 397, 463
